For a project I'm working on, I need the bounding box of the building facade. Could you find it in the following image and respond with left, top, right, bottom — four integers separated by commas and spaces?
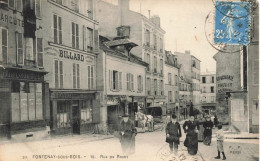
200, 71, 216, 115
98, 35, 148, 132
96, 0, 166, 113
191, 56, 201, 110
164, 51, 179, 116
40, 0, 101, 135
0, 0, 49, 141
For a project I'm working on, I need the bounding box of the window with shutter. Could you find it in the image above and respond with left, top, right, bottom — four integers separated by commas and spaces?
35, 0, 41, 18
25, 38, 34, 61
119, 72, 122, 90
91, 66, 94, 89
9, 0, 15, 9
53, 15, 62, 44
253, 60, 259, 85
54, 60, 59, 88
126, 73, 130, 91
83, 26, 87, 51
2, 28, 8, 64
88, 66, 91, 89
16, 32, 23, 65
73, 63, 76, 88
77, 64, 80, 88
59, 61, 63, 88
109, 70, 113, 90
131, 74, 134, 91
37, 38, 43, 67
87, 28, 93, 51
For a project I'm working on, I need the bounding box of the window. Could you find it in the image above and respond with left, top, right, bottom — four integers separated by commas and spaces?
147, 53, 150, 72
81, 100, 92, 124
211, 96, 215, 103
168, 91, 172, 102
160, 59, 163, 74
112, 70, 118, 90
11, 82, 43, 122
16, 0, 22, 12
145, 29, 150, 46
160, 80, 164, 95
202, 77, 206, 83
154, 56, 157, 73
53, 15, 62, 44
16, 32, 23, 65
137, 75, 143, 92
211, 86, 214, 93
72, 22, 79, 49
126, 73, 134, 91
88, 66, 94, 89
9, 0, 15, 9
35, 0, 41, 18
253, 60, 259, 85
154, 79, 157, 95
36, 38, 43, 67
70, 0, 79, 12
168, 73, 172, 85
181, 84, 184, 91
153, 33, 157, 49
57, 101, 70, 128
192, 60, 196, 68
147, 78, 151, 95
87, 28, 93, 51
212, 76, 214, 83
73, 63, 80, 88
159, 37, 163, 52
175, 75, 178, 86
54, 60, 63, 88
87, 0, 93, 19
24, 38, 34, 61
175, 91, 178, 102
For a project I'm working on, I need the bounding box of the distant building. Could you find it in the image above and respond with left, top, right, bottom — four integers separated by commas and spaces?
97, 35, 148, 132
96, 0, 166, 114
200, 71, 216, 115
175, 51, 201, 115
164, 51, 179, 117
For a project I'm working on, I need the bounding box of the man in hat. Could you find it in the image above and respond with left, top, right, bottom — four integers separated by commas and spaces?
119, 114, 137, 155
183, 115, 200, 155
203, 115, 214, 145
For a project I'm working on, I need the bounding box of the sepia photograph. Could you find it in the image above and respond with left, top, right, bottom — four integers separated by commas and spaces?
0, 0, 259, 161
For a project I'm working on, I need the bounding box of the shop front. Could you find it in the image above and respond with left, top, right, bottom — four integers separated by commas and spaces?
0, 67, 49, 140
50, 90, 100, 135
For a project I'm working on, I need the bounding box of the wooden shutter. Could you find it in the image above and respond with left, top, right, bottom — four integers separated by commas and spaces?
58, 16, 62, 44
109, 70, 113, 90
53, 15, 58, 43
83, 26, 86, 50
73, 63, 76, 88
126, 73, 129, 91
59, 61, 63, 88
77, 64, 80, 88
119, 72, 122, 90
16, 32, 24, 65
37, 38, 43, 67
94, 29, 99, 52
141, 76, 143, 91
54, 60, 59, 88
92, 99, 100, 123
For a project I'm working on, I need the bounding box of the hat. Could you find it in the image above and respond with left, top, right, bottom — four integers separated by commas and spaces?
122, 114, 129, 117
206, 115, 210, 118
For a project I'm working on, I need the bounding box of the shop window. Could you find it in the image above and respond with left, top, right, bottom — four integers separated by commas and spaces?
81, 100, 92, 124
11, 82, 43, 122
57, 101, 71, 128
72, 22, 79, 49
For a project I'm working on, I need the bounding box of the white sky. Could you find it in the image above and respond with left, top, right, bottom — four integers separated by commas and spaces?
127, 0, 218, 73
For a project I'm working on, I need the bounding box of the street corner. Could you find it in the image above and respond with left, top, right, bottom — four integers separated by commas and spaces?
155, 144, 204, 161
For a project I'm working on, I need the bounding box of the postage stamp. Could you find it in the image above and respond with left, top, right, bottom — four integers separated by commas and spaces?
214, 1, 251, 45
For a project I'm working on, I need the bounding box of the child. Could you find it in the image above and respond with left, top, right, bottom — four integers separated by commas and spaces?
165, 114, 182, 155
215, 124, 226, 160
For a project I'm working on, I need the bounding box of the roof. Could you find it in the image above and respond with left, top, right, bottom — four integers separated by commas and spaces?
104, 38, 138, 48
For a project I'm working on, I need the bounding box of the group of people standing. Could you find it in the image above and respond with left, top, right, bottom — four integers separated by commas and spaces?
165, 114, 226, 160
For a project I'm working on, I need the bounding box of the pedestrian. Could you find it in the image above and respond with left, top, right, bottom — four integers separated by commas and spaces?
197, 114, 205, 142
165, 114, 182, 155
119, 114, 137, 155
214, 115, 219, 128
183, 115, 200, 155
214, 124, 226, 160
203, 115, 214, 145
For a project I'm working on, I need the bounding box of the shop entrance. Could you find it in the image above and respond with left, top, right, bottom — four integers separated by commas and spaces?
72, 101, 80, 134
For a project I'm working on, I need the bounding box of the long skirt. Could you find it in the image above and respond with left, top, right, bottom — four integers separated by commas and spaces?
203, 135, 212, 145
184, 131, 198, 155
120, 134, 135, 155
198, 125, 204, 142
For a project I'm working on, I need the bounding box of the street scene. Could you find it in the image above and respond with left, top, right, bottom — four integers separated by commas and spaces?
0, 0, 259, 161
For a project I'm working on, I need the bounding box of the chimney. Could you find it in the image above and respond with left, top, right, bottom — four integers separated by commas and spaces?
151, 15, 160, 27
185, 50, 190, 55
118, 0, 130, 11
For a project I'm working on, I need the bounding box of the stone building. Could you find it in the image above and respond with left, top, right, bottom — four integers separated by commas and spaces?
200, 71, 216, 115
97, 35, 148, 132
96, 0, 166, 113
164, 51, 179, 116
0, 0, 49, 141
39, 0, 101, 135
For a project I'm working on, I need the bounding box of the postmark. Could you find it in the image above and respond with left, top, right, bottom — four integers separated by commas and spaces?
214, 1, 251, 45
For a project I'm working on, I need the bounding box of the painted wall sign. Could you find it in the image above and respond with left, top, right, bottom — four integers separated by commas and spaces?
51, 92, 94, 100
216, 75, 234, 81
0, 12, 24, 27
59, 49, 85, 62
1, 70, 44, 81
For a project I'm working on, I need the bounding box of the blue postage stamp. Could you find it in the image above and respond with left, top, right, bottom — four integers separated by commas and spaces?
214, 1, 250, 45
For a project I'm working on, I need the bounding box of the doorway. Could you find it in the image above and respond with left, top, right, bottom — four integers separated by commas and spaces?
72, 101, 80, 134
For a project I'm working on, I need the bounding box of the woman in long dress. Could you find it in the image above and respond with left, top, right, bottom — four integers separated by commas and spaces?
120, 114, 137, 155
197, 114, 205, 142
203, 116, 214, 145
183, 115, 200, 155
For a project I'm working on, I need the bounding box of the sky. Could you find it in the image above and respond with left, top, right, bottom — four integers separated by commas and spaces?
127, 0, 218, 73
